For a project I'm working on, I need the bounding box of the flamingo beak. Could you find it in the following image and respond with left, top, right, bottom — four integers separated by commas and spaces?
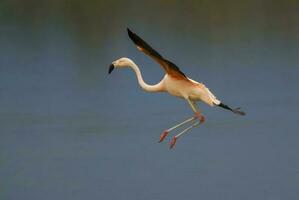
108, 64, 114, 74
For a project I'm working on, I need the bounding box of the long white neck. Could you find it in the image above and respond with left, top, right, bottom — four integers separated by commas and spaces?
129, 61, 165, 93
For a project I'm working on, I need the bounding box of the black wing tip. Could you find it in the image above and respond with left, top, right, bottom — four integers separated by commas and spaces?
218, 103, 246, 116
127, 27, 132, 33
232, 108, 246, 116
127, 28, 135, 40
127, 27, 132, 35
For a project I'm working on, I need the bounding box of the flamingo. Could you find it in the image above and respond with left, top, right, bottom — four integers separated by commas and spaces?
109, 28, 245, 149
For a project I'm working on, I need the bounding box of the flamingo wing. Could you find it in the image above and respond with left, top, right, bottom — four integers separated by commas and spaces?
127, 28, 187, 79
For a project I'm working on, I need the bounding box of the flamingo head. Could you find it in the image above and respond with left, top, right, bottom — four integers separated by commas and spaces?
109, 57, 134, 74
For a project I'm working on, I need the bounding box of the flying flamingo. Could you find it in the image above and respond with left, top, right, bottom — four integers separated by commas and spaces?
109, 28, 245, 149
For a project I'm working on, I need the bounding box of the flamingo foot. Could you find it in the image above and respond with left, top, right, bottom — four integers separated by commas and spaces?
159, 130, 169, 143
169, 136, 177, 149
195, 112, 205, 123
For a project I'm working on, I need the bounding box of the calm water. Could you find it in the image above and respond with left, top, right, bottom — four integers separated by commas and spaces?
1, 1, 299, 200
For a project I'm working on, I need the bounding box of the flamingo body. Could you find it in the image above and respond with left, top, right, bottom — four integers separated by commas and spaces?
164, 75, 219, 106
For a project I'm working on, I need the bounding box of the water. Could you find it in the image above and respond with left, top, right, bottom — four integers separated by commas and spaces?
1, 1, 299, 199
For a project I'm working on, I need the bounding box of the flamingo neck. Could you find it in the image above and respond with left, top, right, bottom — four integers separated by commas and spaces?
129, 62, 164, 93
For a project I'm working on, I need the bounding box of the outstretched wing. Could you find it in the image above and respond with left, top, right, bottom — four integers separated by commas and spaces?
127, 28, 187, 79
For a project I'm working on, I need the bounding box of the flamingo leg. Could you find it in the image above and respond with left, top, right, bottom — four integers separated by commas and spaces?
160, 98, 205, 147
169, 121, 200, 149
174, 121, 200, 138
168, 99, 206, 149
187, 98, 205, 123
159, 116, 196, 142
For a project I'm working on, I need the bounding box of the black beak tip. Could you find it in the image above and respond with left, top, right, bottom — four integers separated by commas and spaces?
108, 64, 114, 74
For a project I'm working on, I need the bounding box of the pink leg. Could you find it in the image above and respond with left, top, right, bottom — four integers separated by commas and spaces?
159, 130, 169, 143
169, 136, 177, 149
169, 121, 200, 149
195, 111, 205, 123
187, 98, 205, 123
159, 116, 196, 143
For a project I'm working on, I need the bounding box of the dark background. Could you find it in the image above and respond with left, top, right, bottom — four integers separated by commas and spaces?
1, 0, 299, 199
